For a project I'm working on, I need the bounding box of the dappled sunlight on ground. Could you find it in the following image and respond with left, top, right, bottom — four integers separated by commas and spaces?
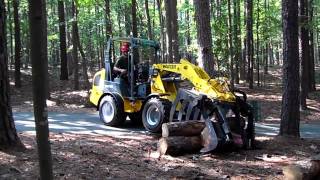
1, 133, 319, 179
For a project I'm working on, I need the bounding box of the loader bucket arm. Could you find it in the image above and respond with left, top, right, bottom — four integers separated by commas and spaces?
151, 59, 236, 103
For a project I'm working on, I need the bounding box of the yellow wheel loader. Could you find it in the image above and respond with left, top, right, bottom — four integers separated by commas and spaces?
89, 37, 255, 152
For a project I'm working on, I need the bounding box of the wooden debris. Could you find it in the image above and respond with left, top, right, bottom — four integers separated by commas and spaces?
158, 136, 202, 156
161, 120, 205, 138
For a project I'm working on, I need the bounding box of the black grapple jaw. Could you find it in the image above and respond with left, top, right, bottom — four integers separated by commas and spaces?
169, 88, 255, 153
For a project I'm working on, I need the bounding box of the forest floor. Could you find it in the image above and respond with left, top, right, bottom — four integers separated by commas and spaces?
1, 65, 320, 179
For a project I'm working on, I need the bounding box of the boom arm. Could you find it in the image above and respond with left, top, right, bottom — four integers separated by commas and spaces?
151, 59, 236, 102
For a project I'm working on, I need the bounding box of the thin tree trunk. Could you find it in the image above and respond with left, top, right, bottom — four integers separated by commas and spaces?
309, 1, 316, 91
28, 0, 53, 178
58, 0, 68, 80
227, 0, 234, 88
156, 0, 165, 62
256, 0, 260, 86
164, 0, 173, 62
72, 0, 79, 90
233, 0, 241, 84
170, 0, 179, 62
299, 0, 309, 110
246, 0, 254, 89
145, 0, 153, 40
194, 0, 215, 76
131, 0, 139, 63
75, 25, 90, 89
13, 0, 21, 88
280, 0, 300, 137
105, 0, 112, 39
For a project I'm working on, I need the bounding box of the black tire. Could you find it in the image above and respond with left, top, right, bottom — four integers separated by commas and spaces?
142, 97, 171, 133
99, 95, 126, 126
128, 112, 142, 126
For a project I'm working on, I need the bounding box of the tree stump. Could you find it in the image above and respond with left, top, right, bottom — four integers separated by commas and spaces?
161, 121, 205, 137
158, 136, 202, 156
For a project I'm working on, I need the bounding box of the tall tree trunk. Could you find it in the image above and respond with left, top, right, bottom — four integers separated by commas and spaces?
72, 0, 79, 90
280, 0, 300, 137
58, 0, 68, 80
185, 0, 191, 50
227, 0, 234, 88
75, 24, 90, 89
194, 0, 215, 76
233, 0, 241, 84
131, 0, 139, 63
28, 0, 53, 178
170, 0, 179, 62
131, 0, 138, 37
156, 0, 165, 62
105, 0, 112, 39
0, 0, 23, 148
299, 0, 309, 110
13, 0, 21, 88
164, 0, 173, 62
246, 0, 254, 89
256, 0, 260, 86
7, 0, 14, 69
145, 0, 153, 40
309, 1, 316, 91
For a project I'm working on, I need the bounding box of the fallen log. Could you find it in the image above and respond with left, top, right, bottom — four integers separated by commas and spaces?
158, 136, 202, 156
283, 154, 320, 180
162, 120, 205, 137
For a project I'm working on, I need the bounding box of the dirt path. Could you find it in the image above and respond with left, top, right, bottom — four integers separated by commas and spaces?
2, 66, 319, 179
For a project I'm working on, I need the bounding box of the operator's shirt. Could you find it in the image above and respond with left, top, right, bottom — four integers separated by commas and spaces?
114, 55, 129, 71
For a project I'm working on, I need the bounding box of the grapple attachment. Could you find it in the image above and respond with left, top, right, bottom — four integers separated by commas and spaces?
169, 88, 255, 153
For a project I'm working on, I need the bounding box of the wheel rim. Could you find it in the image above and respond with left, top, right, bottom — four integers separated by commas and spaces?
101, 101, 115, 123
146, 105, 161, 126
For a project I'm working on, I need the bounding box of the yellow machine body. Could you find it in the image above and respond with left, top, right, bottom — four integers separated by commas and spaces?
150, 59, 236, 103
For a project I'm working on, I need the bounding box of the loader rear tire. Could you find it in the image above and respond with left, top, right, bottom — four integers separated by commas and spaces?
142, 98, 171, 133
99, 95, 126, 127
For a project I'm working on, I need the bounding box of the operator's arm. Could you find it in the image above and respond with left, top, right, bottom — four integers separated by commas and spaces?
113, 57, 127, 75
113, 66, 127, 74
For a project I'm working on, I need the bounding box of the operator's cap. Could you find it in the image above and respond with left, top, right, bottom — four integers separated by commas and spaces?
120, 42, 129, 53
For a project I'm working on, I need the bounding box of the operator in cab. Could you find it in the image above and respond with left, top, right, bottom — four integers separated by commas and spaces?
113, 43, 130, 78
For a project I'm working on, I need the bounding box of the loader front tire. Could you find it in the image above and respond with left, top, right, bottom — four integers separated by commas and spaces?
99, 95, 126, 126
142, 98, 171, 133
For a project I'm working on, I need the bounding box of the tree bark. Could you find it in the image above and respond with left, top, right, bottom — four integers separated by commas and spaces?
131, 0, 139, 63
256, 0, 260, 86
233, 0, 241, 84
280, 0, 300, 137
246, 0, 254, 89
164, 0, 172, 62
170, 0, 179, 62
309, 1, 316, 92
72, 0, 79, 90
13, 0, 21, 88
156, 0, 165, 62
58, 0, 68, 80
28, 0, 53, 178
75, 25, 90, 89
105, 0, 112, 39
145, 0, 153, 40
162, 121, 206, 138
194, 0, 215, 76
227, 0, 234, 88
158, 136, 202, 156
0, 0, 23, 149
299, 0, 310, 110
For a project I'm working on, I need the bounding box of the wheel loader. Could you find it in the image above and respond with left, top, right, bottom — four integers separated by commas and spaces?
89, 37, 255, 152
